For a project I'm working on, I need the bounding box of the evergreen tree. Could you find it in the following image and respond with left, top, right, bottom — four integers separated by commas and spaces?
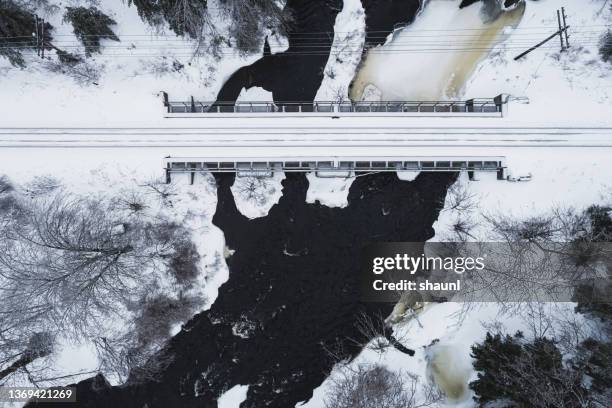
127, 0, 208, 39
63, 6, 119, 56
470, 332, 590, 407
0, 0, 52, 66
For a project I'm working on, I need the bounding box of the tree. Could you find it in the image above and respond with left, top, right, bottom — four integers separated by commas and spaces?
0, 190, 183, 384
600, 2, 611, 63
222, 0, 290, 53
233, 176, 273, 206
448, 203, 612, 305
64, 7, 119, 56
127, 0, 208, 39
0, 0, 53, 66
325, 364, 441, 408
470, 332, 593, 407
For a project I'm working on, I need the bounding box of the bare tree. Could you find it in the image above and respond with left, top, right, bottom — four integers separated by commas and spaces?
93, 292, 199, 383
345, 312, 415, 356
0, 191, 183, 383
233, 176, 274, 206
442, 179, 478, 213
44, 58, 102, 86
448, 206, 612, 305
325, 364, 442, 408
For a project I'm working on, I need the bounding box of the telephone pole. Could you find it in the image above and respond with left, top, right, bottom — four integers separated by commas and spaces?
514, 9, 570, 61
34, 14, 40, 56
40, 18, 45, 58
562, 7, 570, 48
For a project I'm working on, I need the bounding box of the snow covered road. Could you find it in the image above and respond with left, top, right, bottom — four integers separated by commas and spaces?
1, 126, 612, 149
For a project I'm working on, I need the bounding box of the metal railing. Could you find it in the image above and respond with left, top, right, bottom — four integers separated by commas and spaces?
164, 96, 506, 116
163, 156, 507, 182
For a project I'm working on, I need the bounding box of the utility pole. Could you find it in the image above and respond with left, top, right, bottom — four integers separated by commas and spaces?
557, 9, 565, 51
34, 15, 40, 56
40, 18, 45, 58
514, 9, 570, 61
562, 7, 570, 48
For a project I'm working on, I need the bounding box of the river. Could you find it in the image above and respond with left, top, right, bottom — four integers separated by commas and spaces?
28, 172, 456, 407
215, 0, 423, 104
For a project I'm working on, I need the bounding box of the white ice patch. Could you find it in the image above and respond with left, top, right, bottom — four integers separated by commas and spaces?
170, 322, 182, 336
306, 173, 355, 208
426, 343, 473, 402
231, 172, 285, 219
236, 86, 274, 102
232, 316, 257, 339
267, 32, 290, 54
218, 385, 249, 408
315, 0, 366, 101
397, 171, 421, 182
351, 0, 525, 100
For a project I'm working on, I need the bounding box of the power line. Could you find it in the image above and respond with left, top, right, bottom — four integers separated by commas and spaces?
0, 25, 609, 40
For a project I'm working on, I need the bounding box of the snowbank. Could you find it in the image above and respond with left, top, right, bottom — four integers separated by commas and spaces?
306, 173, 355, 208
231, 172, 285, 218
218, 385, 249, 408
315, 0, 366, 101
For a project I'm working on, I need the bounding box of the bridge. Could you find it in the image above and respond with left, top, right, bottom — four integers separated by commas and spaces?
164, 156, 507, 182
3, 124, 611, 184
162, 95, 508, 118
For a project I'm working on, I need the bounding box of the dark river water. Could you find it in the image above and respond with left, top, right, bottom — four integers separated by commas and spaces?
28, 171, 456, 408
215, 0, 422, 104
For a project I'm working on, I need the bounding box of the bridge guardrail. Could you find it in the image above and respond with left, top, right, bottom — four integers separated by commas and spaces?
163, 156, 507, 182
163, 95, 507, 117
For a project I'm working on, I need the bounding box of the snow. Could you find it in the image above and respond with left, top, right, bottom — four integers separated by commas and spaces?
49, 340, 100, 383
268, 31, 290, 55
315, 0, 366, 102
300, 301, 587, 408
236, 86, 274, 102
297, 146, 612, 406
295, 4, 612, 403
1, 0, 611, 405
306, 173, 355, 208
231, 172, 285, 218
398, 171, 421, 182
0, 152, 228, 387
433, 148, 612, 242
295, 143, 612, 406
463, 0, 612, 123
0, 0, 265, 127
218, 384, 249, 408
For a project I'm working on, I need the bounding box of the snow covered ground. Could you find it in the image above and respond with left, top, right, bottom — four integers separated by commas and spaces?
0, 0, 265, 127
315, 0, 366, 102
464, 0, 612, 123
0, 151, 229, 388
1, 0, 610, 127
0, 0, 611, 406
